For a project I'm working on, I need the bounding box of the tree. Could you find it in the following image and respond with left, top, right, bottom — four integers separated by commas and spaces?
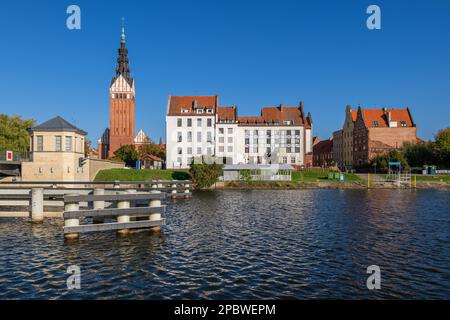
402, 141, 437, 168
138, 143, 166, 160
0, 114, 35, 152
84, 138, 92, 157
370, 149, 409, 171
435, 127, 450, 167
189, 161, 223, 189
113, 145, 138, 167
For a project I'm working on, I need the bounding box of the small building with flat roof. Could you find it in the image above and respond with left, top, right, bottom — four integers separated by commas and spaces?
223, 164, 293, 181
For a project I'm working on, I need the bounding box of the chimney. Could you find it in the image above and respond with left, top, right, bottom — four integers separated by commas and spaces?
387, 111, 392, 124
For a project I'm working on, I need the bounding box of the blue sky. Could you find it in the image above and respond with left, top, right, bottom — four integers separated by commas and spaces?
1, 0, 449, 144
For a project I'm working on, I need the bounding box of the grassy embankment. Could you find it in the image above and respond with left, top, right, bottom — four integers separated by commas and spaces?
94, 168, 364, 189
415, 174, 450, 182
225, 170, 363, 189
376, 173, 450, 182
94, 169, 191, 181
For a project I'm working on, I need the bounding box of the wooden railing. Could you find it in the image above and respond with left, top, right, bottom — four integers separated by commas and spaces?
63, 191, 166, 239
0, 180, 192, 218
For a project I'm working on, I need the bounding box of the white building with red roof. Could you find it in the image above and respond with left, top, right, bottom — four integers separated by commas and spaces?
166, 95, 313, 169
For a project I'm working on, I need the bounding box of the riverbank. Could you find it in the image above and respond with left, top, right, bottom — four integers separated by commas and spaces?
217, 180, 450, 190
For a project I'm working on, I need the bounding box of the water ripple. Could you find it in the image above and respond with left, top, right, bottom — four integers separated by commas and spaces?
0, 189, 449, 299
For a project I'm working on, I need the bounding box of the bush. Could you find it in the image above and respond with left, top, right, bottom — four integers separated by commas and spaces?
189, 162, 223, 189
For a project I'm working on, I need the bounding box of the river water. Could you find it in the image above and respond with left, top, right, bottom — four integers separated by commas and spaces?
0, 189, 449, 299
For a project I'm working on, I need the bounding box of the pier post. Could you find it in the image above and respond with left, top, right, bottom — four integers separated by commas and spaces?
31, 188, 44, 222
184, 183, 190, 198
149, 190, 162, 231
171, 183, 177, 196
93, 188, 105, 224
64, 201, 80, 239
117, 193, 130, 235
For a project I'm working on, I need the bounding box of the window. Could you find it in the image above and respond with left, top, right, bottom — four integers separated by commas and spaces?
187, 147, 192, 155
372, 121, 379, 127
400, 121, 407, 127
228, 137, 233, 143
37, 136, 43, 152
207, 119, 212, 127
177, 147, 182, 155
228, 128, 233, 134
291, 157, 296, 164
197, 118, 202, 127
197, 147, 202, 155
228, 146, 233, 152
196, 109, 204, 114
177, 132, 182, 142
65, 136, 72, 152
219, 137, 224, 143
284, 120, 293, 125
206, 108, 213, 114
187, 118, 192, 127
245, 146, 249, 153
207, 148, 212, 155
219, 128, 224, 134
219, 146, 225, 153
187, 131, 192, 142
282, 157, 288, 164
177, 118, 182, 127
177, 157, 182, 164
55, 136, 62, 151
197, 132, 202, 143
207, 132, 212, 143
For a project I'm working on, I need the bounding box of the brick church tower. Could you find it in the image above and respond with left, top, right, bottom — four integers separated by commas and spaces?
99, 24, 135, 159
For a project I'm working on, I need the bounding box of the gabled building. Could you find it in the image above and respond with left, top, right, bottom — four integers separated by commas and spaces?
353, 107, 417, 166
165, 96, 313, 169
99, 25, 136, 159
22, 116, 123, 182
313, 137, 334, 167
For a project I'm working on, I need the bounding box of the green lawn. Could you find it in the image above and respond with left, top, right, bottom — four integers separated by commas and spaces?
94, 168, 191, 182
414, 174, 450, 182
292, 170, 362, 182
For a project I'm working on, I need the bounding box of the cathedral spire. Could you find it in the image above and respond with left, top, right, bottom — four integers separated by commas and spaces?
114, 17, 132, 84
121, 17, 126, 44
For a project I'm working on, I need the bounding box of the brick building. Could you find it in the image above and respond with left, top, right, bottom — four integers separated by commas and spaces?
353, 106, 417, 166
99, 26, 136, 159
313, 137, 334, 167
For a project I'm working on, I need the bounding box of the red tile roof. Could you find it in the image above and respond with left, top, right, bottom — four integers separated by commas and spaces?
238, 105, 312, 127
217, 106, 237, 122
167, 96, 218, 116
359, 108, 414, 128
351, 110, 357, 122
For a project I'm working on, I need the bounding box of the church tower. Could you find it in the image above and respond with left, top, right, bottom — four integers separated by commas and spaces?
108, 23, 135, 156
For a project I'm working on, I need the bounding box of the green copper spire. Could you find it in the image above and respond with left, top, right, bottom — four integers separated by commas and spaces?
121, 17, 126, 43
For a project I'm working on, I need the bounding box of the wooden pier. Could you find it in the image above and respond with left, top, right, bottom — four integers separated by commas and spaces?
0, 180, 193, 236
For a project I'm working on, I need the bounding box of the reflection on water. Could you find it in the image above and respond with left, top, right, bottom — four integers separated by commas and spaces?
0, 189, 449, 299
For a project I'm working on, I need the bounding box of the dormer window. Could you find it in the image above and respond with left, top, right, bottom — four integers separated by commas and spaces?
206, 108, 213, 114
400, 120, 407, 127
196, 109, 204, 114
182, 109, 189, 113
284, 120, 293, 125
373, 121, 379, 127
